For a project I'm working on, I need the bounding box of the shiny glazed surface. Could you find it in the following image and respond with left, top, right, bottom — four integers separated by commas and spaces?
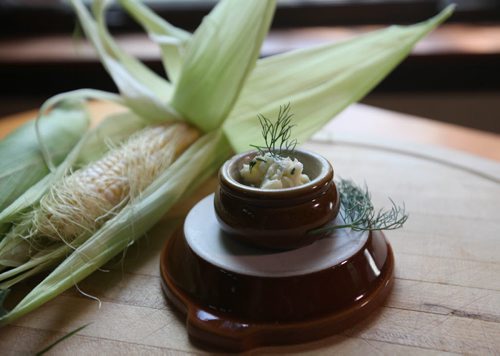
160, 228, 394, 351
214, 149, 340, 250
187, 195, 369, 278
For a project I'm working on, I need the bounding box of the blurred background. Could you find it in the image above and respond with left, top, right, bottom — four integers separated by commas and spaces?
0, 0, 499, 132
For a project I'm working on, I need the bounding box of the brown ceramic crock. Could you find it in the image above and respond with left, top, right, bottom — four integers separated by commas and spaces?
214, 149, 340, 250
160, 227, 395, 351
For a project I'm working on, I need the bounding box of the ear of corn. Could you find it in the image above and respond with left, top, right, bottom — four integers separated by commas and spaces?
0, 110, 148, 267
0, 100, 89, 214
1, 109, 146, 217
0, 130, 230, 324
34, 122, 198, 243
0, 0, 453, 325
0, 102, 144, 230
224, 5, 454, 153
0, 122, 198, 288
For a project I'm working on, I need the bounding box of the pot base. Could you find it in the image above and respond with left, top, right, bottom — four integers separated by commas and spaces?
160, 194, 394, 352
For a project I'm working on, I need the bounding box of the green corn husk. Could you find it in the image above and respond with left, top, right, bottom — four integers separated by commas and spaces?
0, 0, 453, 325
224, 5, 454, 152
171, 0, 276, 131
0, 131, 231, 324
70, 0, 179, 122
0, 100, 89, 215
0, 111, 145, 269
0, 90, 129, 230
117, 0, 190, 83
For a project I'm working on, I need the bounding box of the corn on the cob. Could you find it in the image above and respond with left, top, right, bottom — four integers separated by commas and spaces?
0, 122, 198, 268
33, 122, 198, 243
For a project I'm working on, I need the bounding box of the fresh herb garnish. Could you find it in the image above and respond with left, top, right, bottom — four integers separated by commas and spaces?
250, 103, 298, 157
309, 178, 408, 234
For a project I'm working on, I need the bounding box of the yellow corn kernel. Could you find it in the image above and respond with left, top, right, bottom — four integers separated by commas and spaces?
33, 122, 199, 242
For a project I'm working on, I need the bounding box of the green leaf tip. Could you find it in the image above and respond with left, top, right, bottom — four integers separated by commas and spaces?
433, 4, 456, 22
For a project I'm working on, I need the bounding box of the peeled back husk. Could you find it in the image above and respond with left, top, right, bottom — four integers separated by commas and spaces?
223, 6, 455, 152
0, 100, 89, 214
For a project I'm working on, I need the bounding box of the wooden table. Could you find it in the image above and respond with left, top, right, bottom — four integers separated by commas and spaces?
1, 103, 499, 354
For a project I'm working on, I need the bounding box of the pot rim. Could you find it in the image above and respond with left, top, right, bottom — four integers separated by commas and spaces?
219, 148, 333, 199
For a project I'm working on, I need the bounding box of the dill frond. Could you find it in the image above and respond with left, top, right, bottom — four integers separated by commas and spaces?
309, 178, 408, 234
250, 103, 298, 157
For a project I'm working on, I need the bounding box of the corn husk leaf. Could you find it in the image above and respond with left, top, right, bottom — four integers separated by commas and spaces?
224, 5, 454, 152
70, 0, 180, 123
117, 0, 190, 83
0, 89, 141, 226
172, 0, 276, 131
0, 130, 231, 324
0, 100, 89, 214
33, 89, 124, 171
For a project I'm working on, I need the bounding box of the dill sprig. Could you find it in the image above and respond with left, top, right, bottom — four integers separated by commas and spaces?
309, 178, 408, 235
250, 103, 298, 157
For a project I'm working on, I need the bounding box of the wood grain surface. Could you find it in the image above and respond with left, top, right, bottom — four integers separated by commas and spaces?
0, 103, 499, 354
